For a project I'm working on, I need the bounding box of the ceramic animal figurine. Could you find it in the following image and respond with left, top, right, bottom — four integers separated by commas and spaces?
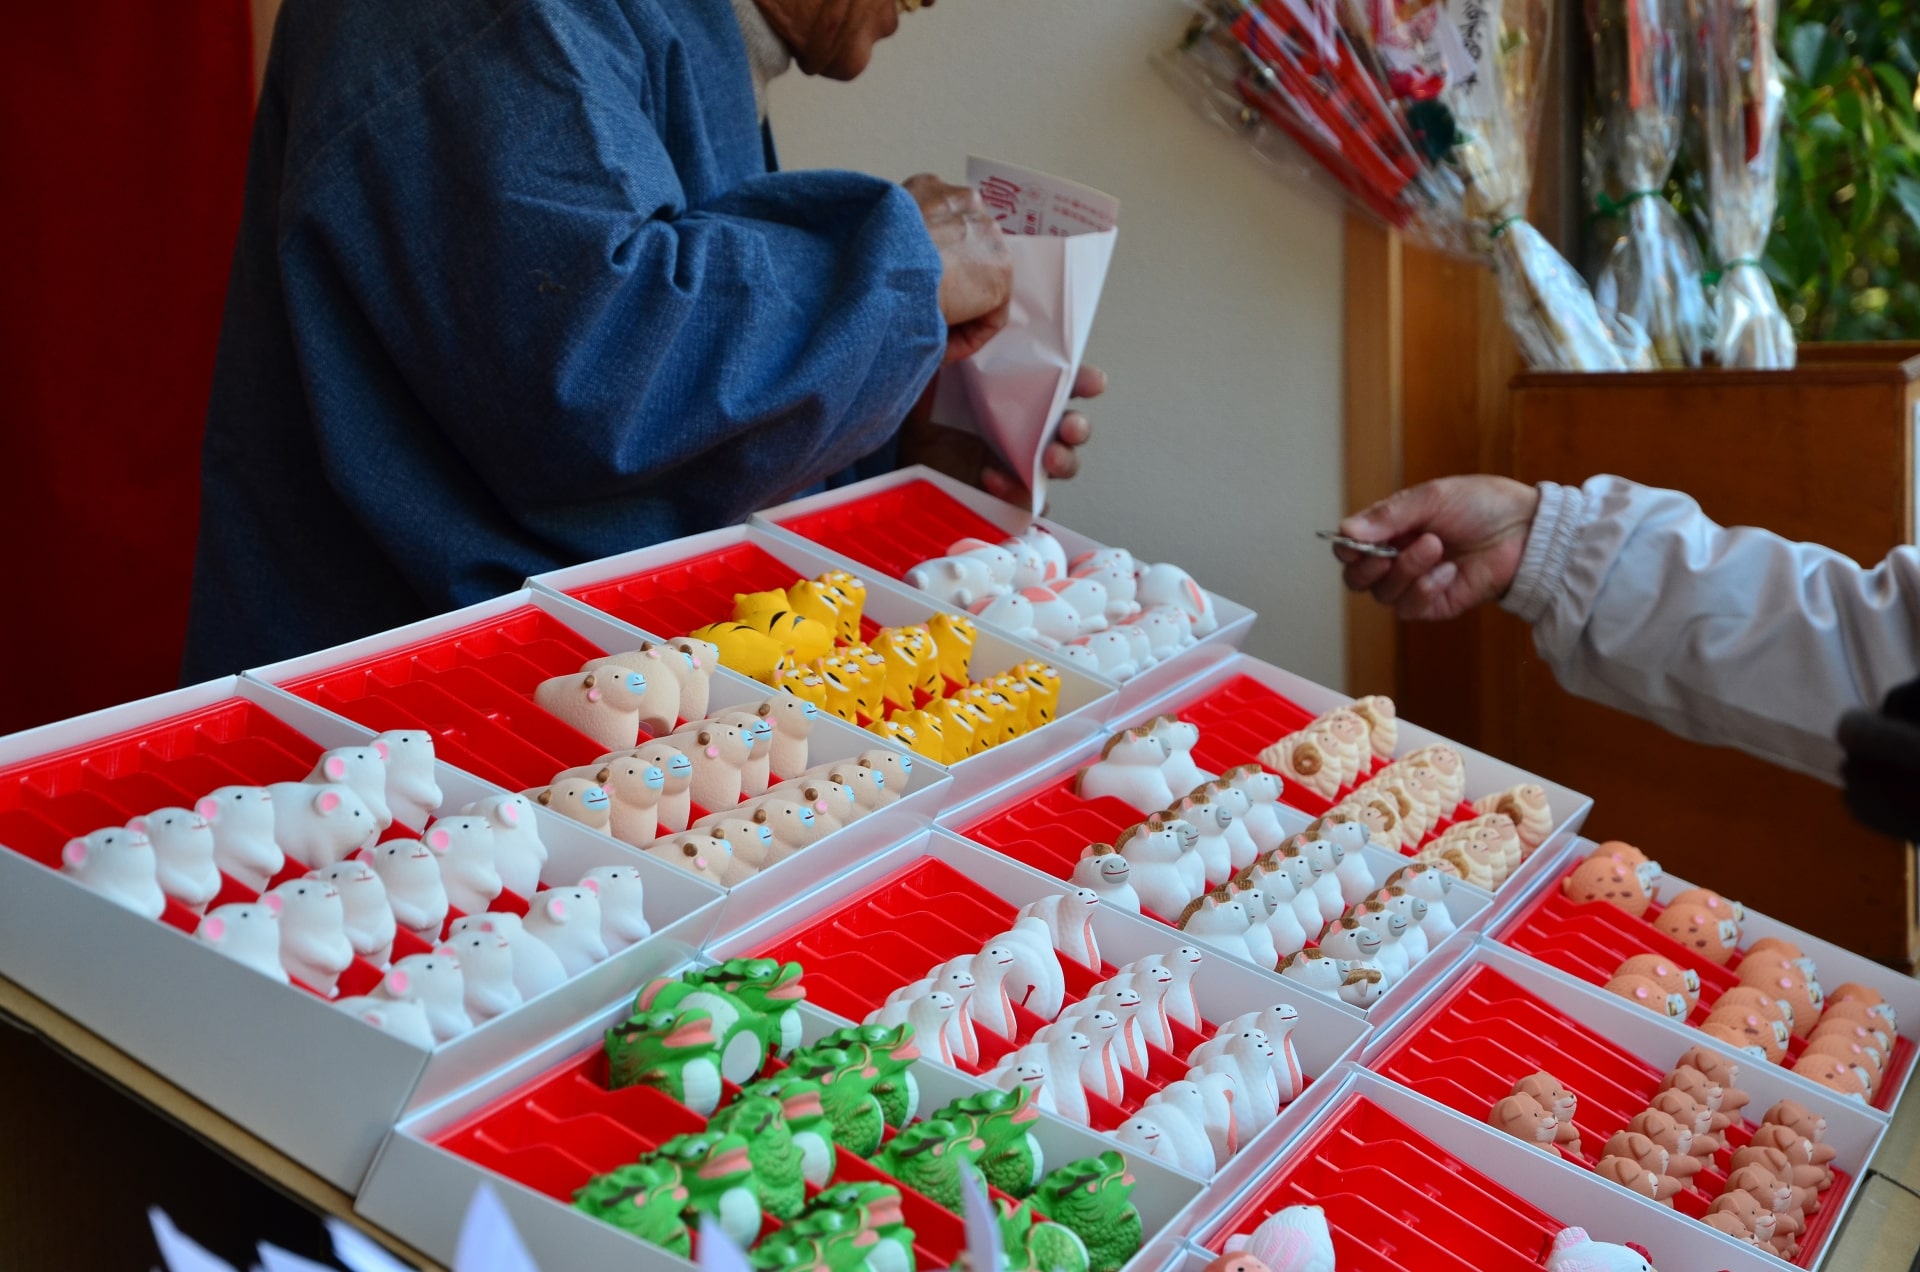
530, 777, 613, 833
1064, 844, 1138, 914
1042, 1008, 1126, 1104
687, 621, 785, 683
908, 554, 1001, 608
1599, 1130, 1681, 1201
619, 740, 695, 833
1384, 864, 1456, 942
1652, 901, 1740, 964
1126, 1094, 1213, 1178
930, 1085, 1047, 1198
365, 837, 449, 941
1336, 961, 1386, 1009
692, 817, 776, 872
1126, 945, 1204, 1029
1347, 898, 1412, 979
376, 950, 470, 1041
60, 825, 166, 919
1135, 562, 1217, 638
1472, 783, 1555, 850
1091, 966, 1176, 1052
521, 885, 608, 976
572, 1159, 693, 1254
1604, 973, 1688, 1018
1017, 890, 1103, 969
707, 1093, 808, 1220
268, 780, 378, 870
1542, 1228, 1656, 1272
1213, 1005, 1305, 1103
715, 708, 776, 797
1740, 965, 1822, 1037
957, 940, 1025, 1042
1316, 912, 1386, 974
457, 792, 547, 899
1177, 890, 1260, 963
763, 777, 858, 834
601, 642, 688, 733
1114, 816, 1198, 919
1488, 1091, 1561, 1154
606, 1004, 726, 1114
370, 730, 442, 830
1560, 852, 1653, 916
1628, 1109, 1702, 1181
1512, 1072, 1582, 1156
1071, 630, 1138, 681
449, 911, 566, 1000
1191, 1031, 1282, 1131
314, 858, 396, 967
588, 756, 667, 845
864, 990, 958, 1065
1114, 1112, 1201, 1178
1032, 1152, 1142, 1272
651, 1130, 762, 1249
665, 721, 755, 813
663, 637, 720, 719
1276, 950, 1342, 999
131, 803, 222, 913
267, 876, 355, 996
647, 832, 756, 886
1134, 606, 1195, 661
887, 965, 978, 1066
333, 994, 437, 1048
535, 664, 649, 752
424, 816, 503, 916
1152, 1076, 1236, 1169
1223, 1205, 1335, 1272
1616, 953, 1701, 1013
1074, 728, 1174, 813
1022, 586, 1085, 646
1258, 730, 1342, 801
1176, 791, 1238, 889
802, 759, 887, 813
1651, 1088, 1719, 1156
306, 743, 394, 831
1368, 887, 1430, 963
751, 690, 821, 779
195, 900, 288, 982
438, 922, 521, 1023
737, 1072, 839, 1188
1048, 576, 1111, 633
579, 864, 651, 953
784, 1043, 890, 1156
203, 785, 282, 891
1221, 766, 1290, 854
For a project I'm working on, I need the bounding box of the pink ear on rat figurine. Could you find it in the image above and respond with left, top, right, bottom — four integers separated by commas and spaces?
62, 839, 88, 868
195, 796, 222, 821
385, 969, 410, 996
324, 756, 350, 781
544, 894, 569, 922
373, 741, 391, 761
315, 788, 344, 815
497, 800, 521, 827
262, 891, 284, 915
427, 827, 452, 854
127, 816, 151, 836
200, 917, 226, 942
578, 876, 600, 894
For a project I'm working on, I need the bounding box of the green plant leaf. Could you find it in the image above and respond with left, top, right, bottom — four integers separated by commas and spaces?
1892, 175, 1920, 238
1789, 23, 1834, 83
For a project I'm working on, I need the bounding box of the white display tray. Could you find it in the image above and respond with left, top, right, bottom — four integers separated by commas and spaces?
0, 675, 724, 1192
1180, 1064, 1828, 1272
247, 587, 953, 942
708, 828, 1374, 1204
753, 464, 1257, 716
1491, 854, 1920, 1120
1353, 944, 1887, 1269
525, 523, 1116, 803
356, 985, 1210, 1272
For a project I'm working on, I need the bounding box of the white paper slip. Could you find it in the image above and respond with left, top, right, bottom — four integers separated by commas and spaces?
935, 157, 1119, 515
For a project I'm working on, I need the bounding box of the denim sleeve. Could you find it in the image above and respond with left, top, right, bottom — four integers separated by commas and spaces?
1503, 476, 1920, 783
278, 7, 945, 519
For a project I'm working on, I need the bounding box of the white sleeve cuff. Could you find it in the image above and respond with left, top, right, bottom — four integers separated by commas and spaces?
1500, 481, 1585, 626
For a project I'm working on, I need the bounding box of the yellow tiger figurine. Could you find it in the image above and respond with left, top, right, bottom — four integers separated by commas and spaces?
925, 696, 979, 766
840, 646, 887, 721
815, 656, 862, 722
817, 569, 867, 642
783, 578, 846, 638
688, 621, 785, 683
1018, 661, 1063, 728
991, 673, 1036, 735
888, 709, 946, 762
872, 628, 923, 711
773, 664, 830, 710
925, 611, 976, 685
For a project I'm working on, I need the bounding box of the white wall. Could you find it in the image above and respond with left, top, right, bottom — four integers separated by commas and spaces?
769, 0, 1349, 686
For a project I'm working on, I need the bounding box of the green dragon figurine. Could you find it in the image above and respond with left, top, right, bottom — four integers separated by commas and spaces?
708, 1093, 809, 1220
685, 958, 807, 1061
996, 1198, 1091, 1272
869, 1117, 988, 1212
651, 1129, 763, 1249
1031, 1153, 1140, 1272
787, 1043, 889, 1157
927, 1086, 1045, 1197
807, 1023, 921, 1127
807, 1182, 916, 1272
737, 1070, 840, 1188
571, 1159, 693, 1255
604, 1005, 726, 1116
633, 973, 767, 1086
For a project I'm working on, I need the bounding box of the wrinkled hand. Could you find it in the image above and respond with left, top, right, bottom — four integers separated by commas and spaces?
1332, 475, 1540, 621
897, 363, 1105, 509
904, 173, 1013, 364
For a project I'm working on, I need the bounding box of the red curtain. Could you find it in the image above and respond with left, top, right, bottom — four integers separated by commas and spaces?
0, 3, 255, 737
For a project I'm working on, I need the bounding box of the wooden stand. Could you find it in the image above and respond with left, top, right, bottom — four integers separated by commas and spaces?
1502, 344, 1920, 967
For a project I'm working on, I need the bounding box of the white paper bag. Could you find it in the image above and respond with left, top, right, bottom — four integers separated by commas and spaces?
935, 158, 1118, 515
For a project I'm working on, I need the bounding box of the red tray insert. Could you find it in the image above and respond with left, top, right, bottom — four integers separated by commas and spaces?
776, 480, 1013, 583
1368, 962, 1856, 1264
1204, 1093, 1563, 1271
1496, 859, 1916, 1114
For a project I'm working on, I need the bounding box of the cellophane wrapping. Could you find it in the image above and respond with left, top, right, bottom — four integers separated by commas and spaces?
1585, 0, 1709, 366
1694, 0, 1795, 367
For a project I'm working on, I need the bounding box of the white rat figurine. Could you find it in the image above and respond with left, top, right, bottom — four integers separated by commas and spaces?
366, 837, 450, 942
520, 884, 607, 976
535, 663, 650, 753
458, 792, 548, 899
438, 928, 522, 1023
450, 911, 567, 999
580, 865, 651, 953
1070, 845, 1141, 914
1073, 728, 1174, 814
315, 858, 397, 967
374, 729, 443, 830
377, 951, 471, 1042
1016, 890, 1103, 969
907, 555, 1002, 609
135, 801, 223, 912
269, 780, 378, 870
268, 876, 355, 997
195, 900, 288, 983
424, 816, 503, 916
61, 826, 165, 919
333, 994, 436, 1048
204, 785, 283, 891
306, 743, 393, 831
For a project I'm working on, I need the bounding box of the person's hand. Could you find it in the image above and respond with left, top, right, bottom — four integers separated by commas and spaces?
1332, 475, 1540, 620
903, 173, 1013, 364
896, 363, 1104, 509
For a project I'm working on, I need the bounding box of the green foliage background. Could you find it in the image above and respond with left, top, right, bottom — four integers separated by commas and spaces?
1769, 2, 1920, 340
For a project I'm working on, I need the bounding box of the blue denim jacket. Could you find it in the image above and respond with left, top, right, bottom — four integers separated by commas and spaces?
183, 0, 943, 682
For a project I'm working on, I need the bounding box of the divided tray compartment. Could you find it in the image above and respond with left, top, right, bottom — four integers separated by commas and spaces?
0, 675, 723, 1192
1191, 1067, 1811, 1272
754, 464, 1256, 714
709, 828, 1375, 1196
1360, 942, 1887, 1268
1493, 855, 1920, 1116
359, 993, 1208, 1272
527, 524, 1116, 802
249, 588, 955, 941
